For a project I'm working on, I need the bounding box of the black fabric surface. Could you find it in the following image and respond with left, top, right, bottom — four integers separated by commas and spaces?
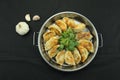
0, 0, 120, 80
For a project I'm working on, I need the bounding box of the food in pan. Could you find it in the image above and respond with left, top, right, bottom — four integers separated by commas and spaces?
45, 36, 59, 50
76, 32, 93, 40
48, 45, 60, 58
55, 20, 67, 31
79, 39, 94, 53
73, 23, 86, 32
65, 17, 75, 28
43, 17, 94, 66
65, 51, 75, 65
77, 45, 89, 62
48, 24, 62, 35
73, 48, 81, 64
55, 50, 65, 65
43, 31, 56, 42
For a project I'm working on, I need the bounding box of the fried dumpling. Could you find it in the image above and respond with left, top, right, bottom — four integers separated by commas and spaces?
76, 32, 93, 40
62, 17, 69, 24
48, 45, 60, 58
67, 19, 76, 28
63, 17, 86, 32
63, 17, 75, 28
45, 36, 59, 50
48, 24, 62, 35
55, 20, 67, 31
43, 30, 56, 42
79, 39, 94, 53
73, 48, 81, 64
72, 23, 86, 32
55, 50, 65, 65
65, 51, 75, 65
77, 45, 89, 62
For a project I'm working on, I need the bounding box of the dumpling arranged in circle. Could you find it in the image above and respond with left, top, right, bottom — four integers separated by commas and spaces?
73, 48, 81, 64
45, 36, 59, 50
72, 23, 86, 32
65, 51, 75, 65
79, 39, 94, 53
55, 50, 65, 66
77, 45, 89, 62
43, 16, 94, 66
76, 32, 93, 40
63, 17, 76, 28
48, 45, 60, 58
55, 20, 67, 31
48, 24, 62, 35
43, 30, 56, 42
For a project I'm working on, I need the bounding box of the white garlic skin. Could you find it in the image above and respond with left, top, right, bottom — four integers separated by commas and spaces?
25, 14, 31, 21
32, 15, 40, 21
16, 22, 30, 35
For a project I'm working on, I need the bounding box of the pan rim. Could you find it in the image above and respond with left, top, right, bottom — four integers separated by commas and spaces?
38, 11, 99, 72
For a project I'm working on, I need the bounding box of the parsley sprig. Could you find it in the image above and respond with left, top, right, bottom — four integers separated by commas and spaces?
58, 27, 78, 51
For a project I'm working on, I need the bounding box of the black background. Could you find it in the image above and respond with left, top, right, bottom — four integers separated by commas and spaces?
0, 0, 120, 80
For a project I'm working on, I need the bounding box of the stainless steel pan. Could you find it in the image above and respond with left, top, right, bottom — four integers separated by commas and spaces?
33, 11, 103, 72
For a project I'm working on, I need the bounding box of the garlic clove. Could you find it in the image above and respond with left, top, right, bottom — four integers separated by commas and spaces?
16, 22, 30, 35
32, 15, 40, 21
25, 14, 31, 21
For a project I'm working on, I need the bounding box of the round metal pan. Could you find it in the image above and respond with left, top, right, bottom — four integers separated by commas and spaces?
38, 11, 100, 72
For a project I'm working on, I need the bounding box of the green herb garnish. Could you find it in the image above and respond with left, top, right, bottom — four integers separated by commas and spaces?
58, 27, 78, 51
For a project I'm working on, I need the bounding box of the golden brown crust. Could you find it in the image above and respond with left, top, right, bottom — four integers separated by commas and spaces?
79, 39, 94, 53
55, 20, 67, 31
63, 17, 76, 28
48, 24, 62, 35
62, 17, 69, 24
73, 48, 81, 64
43, 17, 94, 66
43, 31, 56, 42
55, 50, 65, 65
63, 17, 86, 32
77, 45, 89, 62
73, 23, 86, 32
45, 36, 59, 50
48, 45, 60, 58
76, 32, 93, 40
65, 51, 75, 65
67, 19, 76, 28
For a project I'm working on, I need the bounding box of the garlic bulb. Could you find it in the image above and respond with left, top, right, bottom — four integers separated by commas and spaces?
16, 22, 30, 35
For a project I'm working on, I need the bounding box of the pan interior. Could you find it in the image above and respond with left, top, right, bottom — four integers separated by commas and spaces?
38, 12, 99, 72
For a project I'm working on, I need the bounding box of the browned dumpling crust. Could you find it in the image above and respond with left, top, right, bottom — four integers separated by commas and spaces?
55, 50, 65, 65
45, 36, 59, 50
55, 20, 67, 31
48, 45, 60, 58
67, 19, 76, 28
62, 17, 69, 24
48, 24, 62, 35
65, 51, 75, 65
76, 32, 93, 40
79, 39, 94, 53
73, 23, 86, 32
63, 17, 86, 32
77, 45, 89, 62
43, 30, 56, 42
63, 17, 76, 28
43, 17, 94, 66
73, 48, 81, 64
